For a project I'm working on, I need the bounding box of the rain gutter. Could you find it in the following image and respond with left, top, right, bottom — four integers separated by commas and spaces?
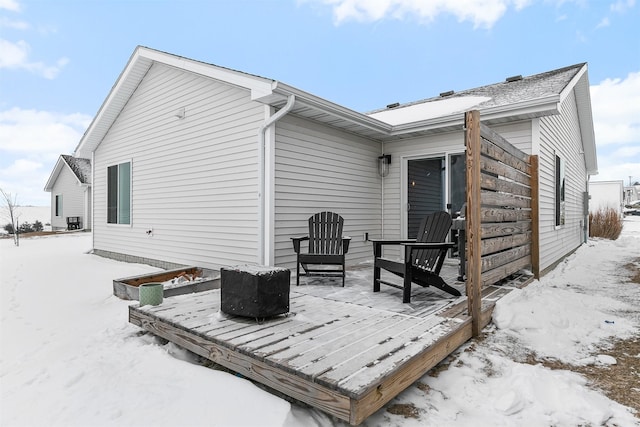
257, 94, 296, 266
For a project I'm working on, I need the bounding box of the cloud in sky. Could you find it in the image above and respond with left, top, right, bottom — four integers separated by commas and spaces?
0, 16, 29, 30
0, 108, 91, 205
308, 0, 533, 28
0, 108, 90, 156
591, 71, 640, 146
591, 71, 640, 181
0, 0, 68, 79
0, 0, 20, 12
610, 0, 635, 13
0, 39, 69, 79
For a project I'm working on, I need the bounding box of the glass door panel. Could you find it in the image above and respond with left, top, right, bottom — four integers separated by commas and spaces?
407, 157, 444, 239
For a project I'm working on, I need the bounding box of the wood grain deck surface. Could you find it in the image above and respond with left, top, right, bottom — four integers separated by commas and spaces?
129, 263, 532, 424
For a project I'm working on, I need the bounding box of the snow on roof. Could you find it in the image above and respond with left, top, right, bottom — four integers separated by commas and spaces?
61, 155, 91, 184
369, 96, 491, 125
366, 63, 585, 126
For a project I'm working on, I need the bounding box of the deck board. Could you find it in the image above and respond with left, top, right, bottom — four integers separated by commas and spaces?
323, 315, 450, 386
129, 264, 531, 425
284, 313, 418, 375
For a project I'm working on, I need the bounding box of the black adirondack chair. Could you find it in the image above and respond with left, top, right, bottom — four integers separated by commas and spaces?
291, 211, 351, 286
372, 211, 461, 303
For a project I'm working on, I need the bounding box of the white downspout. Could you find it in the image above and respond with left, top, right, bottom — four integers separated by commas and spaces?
257, 94, 295, 265
380, 145, 385, 239
91, 151, 95, 247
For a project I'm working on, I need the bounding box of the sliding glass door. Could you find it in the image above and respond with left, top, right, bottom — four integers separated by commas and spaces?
406, 153, 466, 239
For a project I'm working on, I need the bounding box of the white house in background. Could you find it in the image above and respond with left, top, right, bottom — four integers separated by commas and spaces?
72, 46, 597, 276
624, 184, 640, 205
589, 180, 624, 215
44, 154, 92, 230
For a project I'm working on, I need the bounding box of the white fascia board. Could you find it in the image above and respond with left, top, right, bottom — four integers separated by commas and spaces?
558, 64, 597, 174
75, 46, 276, 155
138, 47, 275, 95
44, 156, 83, 191
271, 82, 392, 134
264, 81, 561, 140
559, 63, 587, 105
74, 47, 152, 155
572, 69, 598, 175
43, 156, 66, 191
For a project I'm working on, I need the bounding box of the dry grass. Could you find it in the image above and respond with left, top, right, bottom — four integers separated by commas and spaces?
589, 208, 624, 240
386, 403, 421, 419
625, 257, 640, 284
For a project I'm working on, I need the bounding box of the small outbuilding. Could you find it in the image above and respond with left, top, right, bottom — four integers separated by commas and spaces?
589, 180, 624, 216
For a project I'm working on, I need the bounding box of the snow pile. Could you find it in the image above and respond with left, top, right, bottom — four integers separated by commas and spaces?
492, 282, 636, 363
379, 350, 631, 427
162, 271, 213, 290
368, 96, 491, 125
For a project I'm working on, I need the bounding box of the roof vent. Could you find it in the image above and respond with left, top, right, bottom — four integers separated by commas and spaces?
439, 90, 454, 97
386, 102, 400, 109
506, 75, 523, 83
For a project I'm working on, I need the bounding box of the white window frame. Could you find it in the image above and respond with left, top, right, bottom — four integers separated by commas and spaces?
555, 153, 566, 227
55, 194, 63, 217
107, 160, 132, 226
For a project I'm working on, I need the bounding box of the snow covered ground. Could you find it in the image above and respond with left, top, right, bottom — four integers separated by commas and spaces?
1, 217, 639, 426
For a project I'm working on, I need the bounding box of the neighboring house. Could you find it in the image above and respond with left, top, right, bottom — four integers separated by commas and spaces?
44, 154, 92, 231
589, 180, 624, 215
73, 46, 597, 277
624, 184, 640, 205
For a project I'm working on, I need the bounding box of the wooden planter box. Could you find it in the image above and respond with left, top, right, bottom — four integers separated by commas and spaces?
113, 266, 219, 301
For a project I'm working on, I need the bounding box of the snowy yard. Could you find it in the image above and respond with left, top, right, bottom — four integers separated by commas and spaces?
1, 217, 639, 426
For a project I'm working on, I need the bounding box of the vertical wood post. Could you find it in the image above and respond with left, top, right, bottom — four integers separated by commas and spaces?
465, 110, 482, 337
530, 155, 540, 279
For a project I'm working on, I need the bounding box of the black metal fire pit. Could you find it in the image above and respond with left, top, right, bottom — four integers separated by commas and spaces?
220, 265, 290, 318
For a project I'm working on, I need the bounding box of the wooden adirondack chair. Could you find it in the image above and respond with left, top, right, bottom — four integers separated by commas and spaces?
372, 211, 461, 303
291, 211, 351, 286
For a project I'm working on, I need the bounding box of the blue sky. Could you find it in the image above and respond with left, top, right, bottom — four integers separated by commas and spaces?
1, 0, 639, 206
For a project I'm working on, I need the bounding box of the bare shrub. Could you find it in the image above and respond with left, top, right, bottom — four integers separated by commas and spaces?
589, 208, 623, 240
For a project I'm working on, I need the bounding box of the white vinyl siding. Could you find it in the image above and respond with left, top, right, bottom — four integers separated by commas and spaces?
93, 62, 265, 270
273, 115, 381, 268
49, 167, 85, 231
537, 92, 587, 273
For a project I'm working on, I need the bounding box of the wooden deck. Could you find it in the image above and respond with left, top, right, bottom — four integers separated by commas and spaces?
129, 262, 532, 425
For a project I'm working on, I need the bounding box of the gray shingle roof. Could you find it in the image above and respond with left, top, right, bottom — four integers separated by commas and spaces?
367, 63, 585, 115
61, 155, 91, 184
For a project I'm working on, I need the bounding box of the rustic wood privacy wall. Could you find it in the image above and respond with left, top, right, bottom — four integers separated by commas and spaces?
465, 110, 539, 336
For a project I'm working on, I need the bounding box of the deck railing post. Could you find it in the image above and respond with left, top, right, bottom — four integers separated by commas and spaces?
530, 155, 540, 279
465, 110, 482, 337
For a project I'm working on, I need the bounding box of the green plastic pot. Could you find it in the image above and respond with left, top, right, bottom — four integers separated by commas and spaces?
139, 282, 164, 306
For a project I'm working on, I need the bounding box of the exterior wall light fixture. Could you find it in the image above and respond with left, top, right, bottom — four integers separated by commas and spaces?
378, 154, 391, 177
